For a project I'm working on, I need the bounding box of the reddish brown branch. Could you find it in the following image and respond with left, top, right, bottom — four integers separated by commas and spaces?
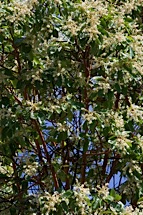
125, 96, 131, 106
12, 160, 21, 195
81, 45, 91, 184
34, 139, 49, 179
32, 119, 59, 189
7, 85, 59, 189
115, 93, 120, 109
106, 154, 120, 183
81, 153, 87, 184
102, 151, 110, 175
9, 31, 22, 74
61, 141, 70, 190
5, 86, 22, 106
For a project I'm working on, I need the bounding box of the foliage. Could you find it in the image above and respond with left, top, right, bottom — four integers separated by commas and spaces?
1, 0, 143, 214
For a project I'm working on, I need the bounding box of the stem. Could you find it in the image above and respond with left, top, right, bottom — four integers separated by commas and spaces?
9, 29, 22, 74
32, 119, 59, 190
115, 93, 120, 109
81, 45, 91, 184
106, 154, 120, 183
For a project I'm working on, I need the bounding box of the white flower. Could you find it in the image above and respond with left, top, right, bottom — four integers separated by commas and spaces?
24, 159, 39, 176
40, 192, 62, 214
114, 112, 124, 129
56, 122, 69, 132
97, 183, 109, 199
83, 111, 98, 124
127, 104, 143, 122
0, 164, 13, 176
73, 183, 90, 214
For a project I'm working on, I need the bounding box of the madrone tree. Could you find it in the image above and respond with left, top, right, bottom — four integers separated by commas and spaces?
1, 0, 143, 214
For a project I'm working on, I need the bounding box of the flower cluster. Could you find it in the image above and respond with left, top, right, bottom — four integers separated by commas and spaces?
74, 183, 90, 205
127, 104, 143, 122
56, 122, 69, 132
96, 183, 109, 200
83, 110, 98, 124
1, 0, 143, 214
26, 100, 42, 111
6, 0, 38, 22
31, 69, 43, 83
23, 157, 39, 177
39, 192, 62, 214
0, 162, 13, 177
0, 108, 16, 119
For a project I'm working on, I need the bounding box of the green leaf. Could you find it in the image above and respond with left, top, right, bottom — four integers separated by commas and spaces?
110, 189, 121, 201
102, 210, 113, 214
14, 37, 26, 45
61, 201, 68, 211
63, 190, 72, 198
20, 43, 32, 53
22, 180, 28, 191
83, 141, 89, 152
129, 46, 135, 58
137, 196, 143, 203
110, 189, 116, 197
53, 29, 58, 38
1, 97, 10, 107
10, 207, 17, 215
90, 40, 99, 56
114, 83, 120, 93
57, 131, 68, 142
114, 194, 122, 201
106, 195, 114, 201
92, 197, 102, 210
